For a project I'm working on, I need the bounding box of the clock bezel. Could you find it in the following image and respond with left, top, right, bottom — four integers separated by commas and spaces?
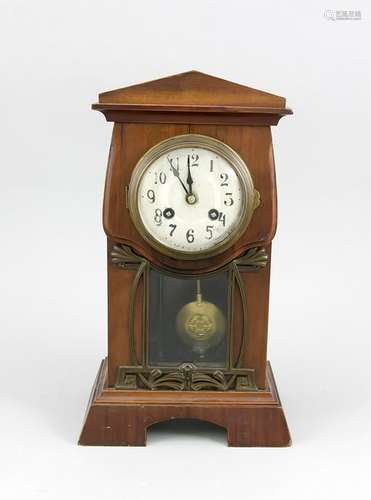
128, 134, 258, 260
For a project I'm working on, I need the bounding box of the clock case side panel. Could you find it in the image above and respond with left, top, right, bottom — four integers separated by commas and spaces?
103, 123, 277, 275
238, 244, 272, 388
107, 238, 144, 385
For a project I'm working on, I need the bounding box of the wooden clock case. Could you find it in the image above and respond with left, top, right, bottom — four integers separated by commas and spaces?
79, 71, 293, 446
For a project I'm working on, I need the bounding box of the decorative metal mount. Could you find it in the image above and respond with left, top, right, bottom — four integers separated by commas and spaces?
234, 246, 269, 271
110, 244, 145, 270
116, 363, 257, 392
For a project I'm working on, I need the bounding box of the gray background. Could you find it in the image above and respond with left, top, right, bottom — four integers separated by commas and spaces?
1, 1, 370, 499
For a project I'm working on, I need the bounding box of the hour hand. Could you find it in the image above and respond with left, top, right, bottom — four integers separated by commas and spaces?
167, 157, 189, 195
186, 155, 193, 195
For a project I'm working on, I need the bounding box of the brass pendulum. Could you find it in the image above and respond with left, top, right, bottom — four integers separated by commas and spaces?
176, 279, 226, 355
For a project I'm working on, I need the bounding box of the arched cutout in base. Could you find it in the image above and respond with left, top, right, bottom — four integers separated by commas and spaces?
147, 418, 227, 445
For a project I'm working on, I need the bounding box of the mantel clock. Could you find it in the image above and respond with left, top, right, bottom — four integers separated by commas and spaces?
79, 71, 293, 446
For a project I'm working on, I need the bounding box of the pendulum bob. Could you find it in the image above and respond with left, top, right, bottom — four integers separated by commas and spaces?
176, 280, 226, 356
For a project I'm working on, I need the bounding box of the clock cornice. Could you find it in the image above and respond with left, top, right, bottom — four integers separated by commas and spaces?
93, 71, 292, 124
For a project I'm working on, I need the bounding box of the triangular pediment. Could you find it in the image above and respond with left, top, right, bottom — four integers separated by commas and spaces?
98, 71, 286, 109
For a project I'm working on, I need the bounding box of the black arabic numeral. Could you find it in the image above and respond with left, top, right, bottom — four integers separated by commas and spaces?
186, 228, 195, 243
147, 189, 155, 203
220, 173, 229, 187
191, 153, 199, 167
155, 171, 167, 184
154, 208, 162, 226
206, 225, 213, 240
218, 212, 226, 226
224, 193, 234, 206
169, 224, 176, 236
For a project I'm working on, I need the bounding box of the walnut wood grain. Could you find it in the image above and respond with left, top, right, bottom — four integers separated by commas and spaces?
95, 109, 290, 126
107, 241, 135, 384
96, 71, 288, 108
79, 359, 291, 447
242, 245, 272, 388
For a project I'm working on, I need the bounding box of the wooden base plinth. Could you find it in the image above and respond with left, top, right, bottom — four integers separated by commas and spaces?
79, 359, 291, 447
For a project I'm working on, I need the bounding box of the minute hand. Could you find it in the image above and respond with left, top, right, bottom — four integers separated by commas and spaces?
167, 157, 189, 195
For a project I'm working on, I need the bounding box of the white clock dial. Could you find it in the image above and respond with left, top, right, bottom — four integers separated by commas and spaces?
129, 135, 256, 259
